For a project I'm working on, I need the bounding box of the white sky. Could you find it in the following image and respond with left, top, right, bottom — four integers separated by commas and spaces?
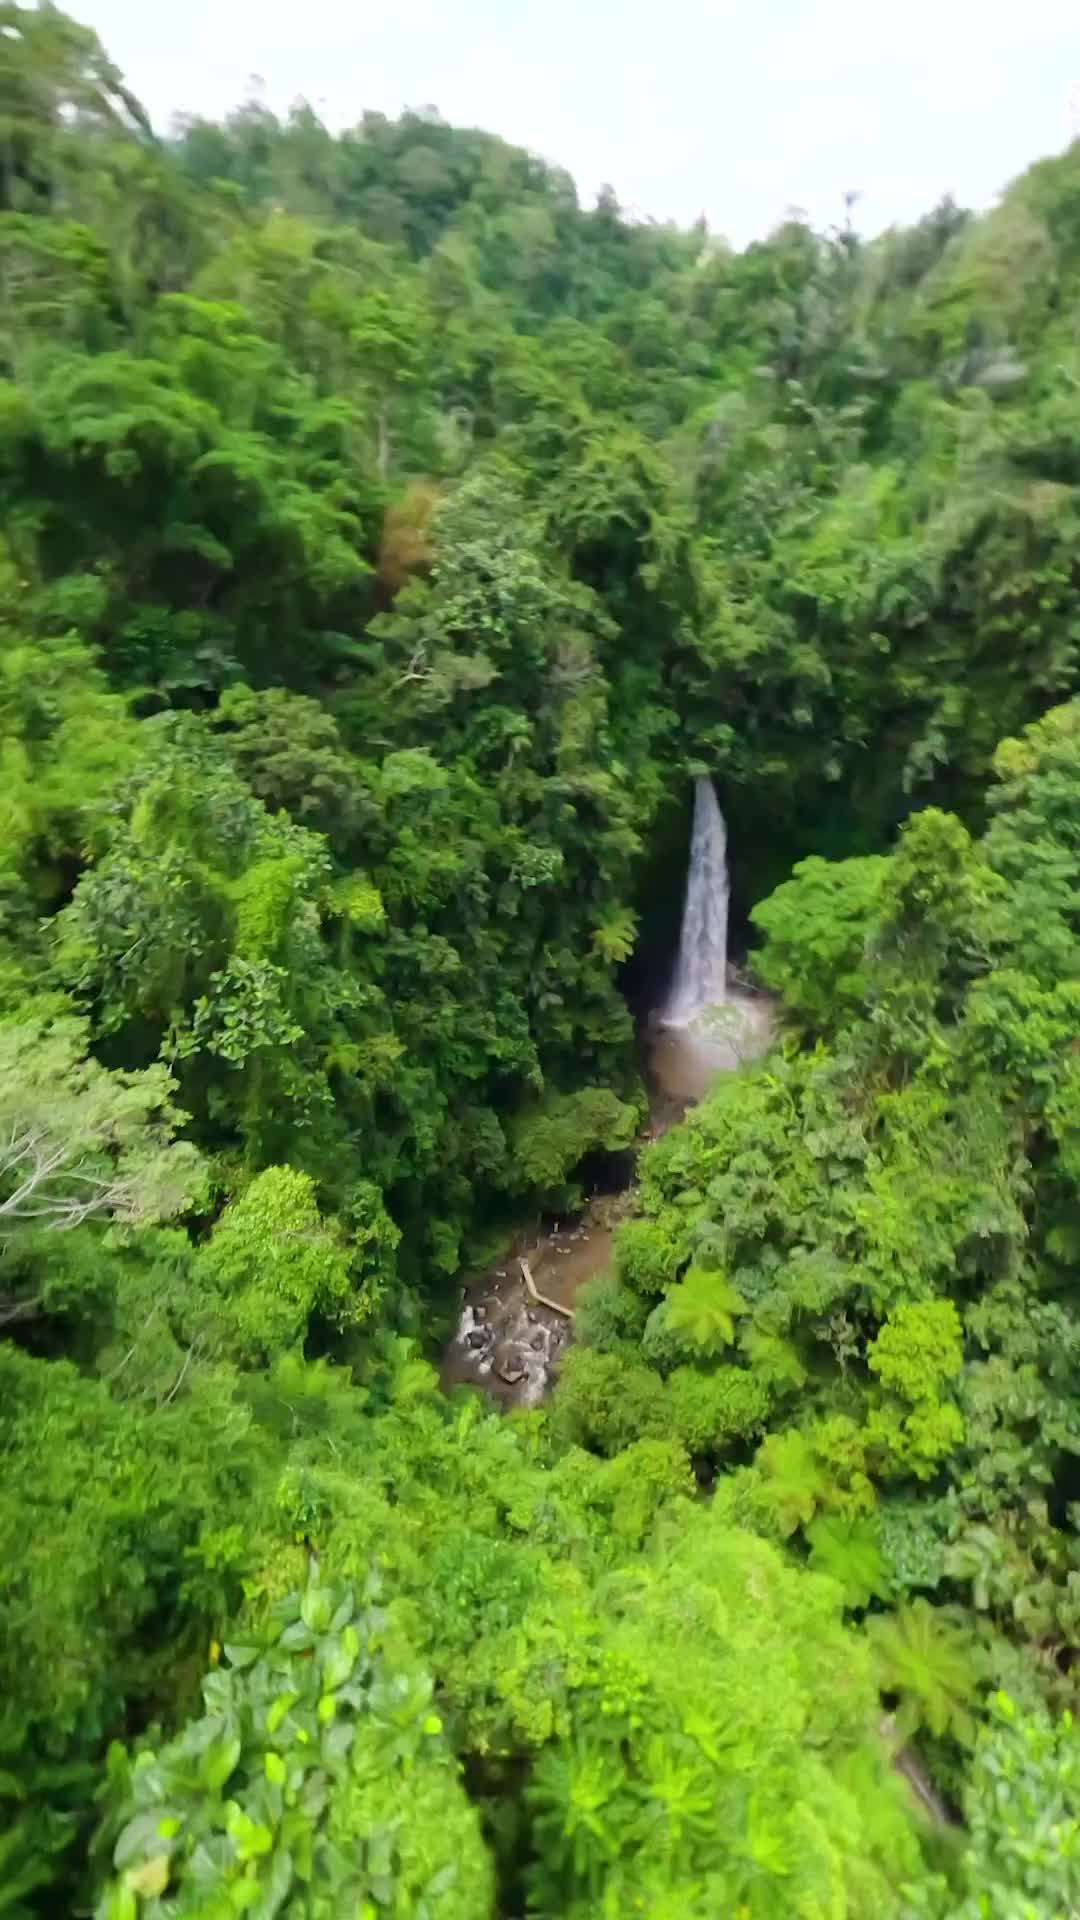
76, 0, 1080, 246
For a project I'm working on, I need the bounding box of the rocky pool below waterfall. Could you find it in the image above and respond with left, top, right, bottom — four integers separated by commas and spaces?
645, 989, 774, 1127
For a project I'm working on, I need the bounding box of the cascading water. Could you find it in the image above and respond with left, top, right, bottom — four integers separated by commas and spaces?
663, 775, 730, 1027
441, 778, 773, 1412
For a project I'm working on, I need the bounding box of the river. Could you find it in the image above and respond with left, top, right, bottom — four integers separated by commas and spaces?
439, 991, 773, 1408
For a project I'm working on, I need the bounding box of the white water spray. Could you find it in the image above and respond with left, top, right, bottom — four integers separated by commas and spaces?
663, 776, 729, 1027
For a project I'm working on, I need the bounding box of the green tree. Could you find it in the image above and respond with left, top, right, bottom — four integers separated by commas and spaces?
0, 1016, 201, 1323
94, 1567, 493, 1920
914, 1693, 1080, 1919
868, 1600, 980, 1745
655, 1265, 747, 1357
196, 1166, 367, 1365
751, 852, 889, 1033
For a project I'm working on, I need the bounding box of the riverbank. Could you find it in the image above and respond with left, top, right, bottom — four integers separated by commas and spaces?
440, 991, 774, 1407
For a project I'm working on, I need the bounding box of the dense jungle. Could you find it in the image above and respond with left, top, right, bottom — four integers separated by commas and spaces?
2, 5, 1080, 1914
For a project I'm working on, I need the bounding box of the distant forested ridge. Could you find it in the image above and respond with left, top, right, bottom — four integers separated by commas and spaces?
2, 6, 1080, 1915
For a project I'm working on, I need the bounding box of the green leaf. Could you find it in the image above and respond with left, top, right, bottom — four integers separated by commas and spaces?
266, 1692, 299, 1735
114, 1812, 177, 1871
300, 1585, 335, 1634
225, 1803, 274, 1861
319, 1635, 356, 1691
662, 1267, 747, 1356
807, 1516, 889, 1608
201, 1734, 241, 1791
128, 1854, 170, 1897
223, 1644, 261, 1671
278, 1622, 314, 1653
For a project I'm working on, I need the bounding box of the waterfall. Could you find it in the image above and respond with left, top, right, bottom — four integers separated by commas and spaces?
663, 776, 729, 1027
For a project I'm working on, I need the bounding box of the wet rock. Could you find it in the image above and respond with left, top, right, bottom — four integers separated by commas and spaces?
473, 1304, 487, 1322
467, 1329, 488, 1351
495, 1344, 527, 1385
530, 1332, 546, 1352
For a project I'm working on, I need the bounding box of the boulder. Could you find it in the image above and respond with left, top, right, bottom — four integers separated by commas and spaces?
495, 1344, 527, 1385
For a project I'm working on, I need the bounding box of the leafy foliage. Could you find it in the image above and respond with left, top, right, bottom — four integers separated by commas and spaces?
654, 1265, 747, 1357
868, 1601, 981, 1745
95, 1567, 492, 1920
910, 1694, 1080, 1918
751, 854, 889, 1032
0, 1016, 202, 1243
4, 8, 1080, 1911
196, 1167, 368, 1364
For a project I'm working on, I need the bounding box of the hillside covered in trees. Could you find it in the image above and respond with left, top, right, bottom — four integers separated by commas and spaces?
2, 5, 1080, 1914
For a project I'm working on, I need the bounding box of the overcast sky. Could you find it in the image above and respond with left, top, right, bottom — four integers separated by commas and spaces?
76, 0, 1080, 247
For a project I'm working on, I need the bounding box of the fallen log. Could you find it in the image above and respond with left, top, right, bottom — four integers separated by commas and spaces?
520, 1257, 574, 1320
880, 1715, 954, 1826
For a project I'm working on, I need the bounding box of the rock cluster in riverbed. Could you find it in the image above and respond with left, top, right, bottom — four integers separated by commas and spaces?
443, 1291, 569, 1408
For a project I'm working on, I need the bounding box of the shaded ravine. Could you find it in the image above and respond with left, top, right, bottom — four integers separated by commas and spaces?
439, 1002, 772, 1408
441, 783, 774, 1407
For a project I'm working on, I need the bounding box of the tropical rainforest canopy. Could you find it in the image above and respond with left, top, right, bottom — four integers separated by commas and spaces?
2, 4, 1080, 1914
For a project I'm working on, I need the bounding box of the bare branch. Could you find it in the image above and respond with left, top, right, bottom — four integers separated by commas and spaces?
0, 1295, 43, 1329
161, 1343, 196, 1406
0, 1018, 204, 1245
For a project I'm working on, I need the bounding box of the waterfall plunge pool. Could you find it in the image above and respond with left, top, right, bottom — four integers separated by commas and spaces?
645, 989, 773, 1124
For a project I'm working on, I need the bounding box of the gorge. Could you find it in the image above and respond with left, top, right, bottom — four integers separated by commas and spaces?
443, 779, 774, 1407
3, 11, 1080, 1914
